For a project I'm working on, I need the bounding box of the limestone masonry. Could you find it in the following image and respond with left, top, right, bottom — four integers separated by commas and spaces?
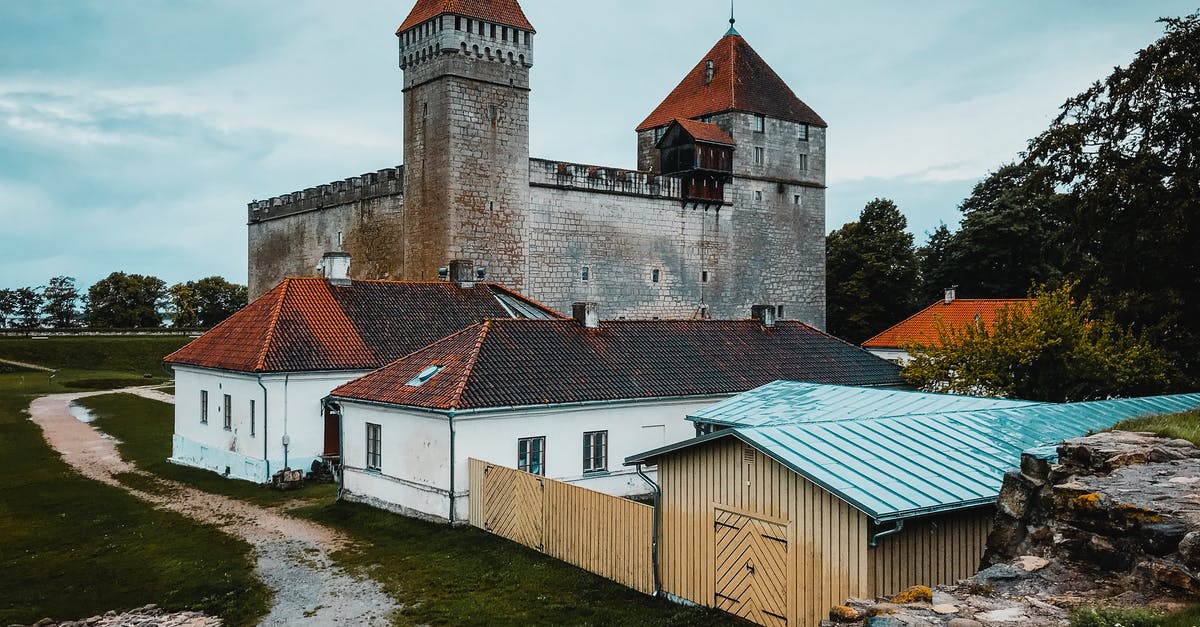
248, 0, 828, 326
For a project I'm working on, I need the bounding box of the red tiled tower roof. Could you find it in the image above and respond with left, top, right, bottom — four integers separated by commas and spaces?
164, 277, 561, 373
397, 0, 534, 35
331, 318, 903, 411
637, 33, 826, 132
862, 299, 1033, 349
669, 118, 736, 146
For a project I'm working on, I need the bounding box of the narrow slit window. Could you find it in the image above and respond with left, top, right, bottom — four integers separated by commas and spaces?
755, 147, 765, 165
200, 390, 208, 424
754, 114, 765, 133
223, 394, 232, 430
702, 271, 710, 283
249, 400, 256, 437
581, 266, 590, 282
366, 423, 382, 471
652, 269, 661, 283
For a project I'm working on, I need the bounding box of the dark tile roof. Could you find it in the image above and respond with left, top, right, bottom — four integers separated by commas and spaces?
670, 118, 736, 146
638, 33, 827, 132
862, 299, 1032, 349
398, 0, 534, 34
331, 319, 903, 411
165, 277, 562, 373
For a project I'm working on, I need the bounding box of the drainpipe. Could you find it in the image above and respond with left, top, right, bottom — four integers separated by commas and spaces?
282, 374, 290, 469
635, 463, 663, 597
869, 519, 905, 547
448, 409, 457, 524
257, 375, 269, 479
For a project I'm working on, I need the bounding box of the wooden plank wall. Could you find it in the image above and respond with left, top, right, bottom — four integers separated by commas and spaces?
658, 438, 871, 627
867, 507, 994, 598
466, 458, 655, 594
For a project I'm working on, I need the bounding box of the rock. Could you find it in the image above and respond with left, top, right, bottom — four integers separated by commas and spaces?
974, 607, 1028, 622
947, 620, 984, 627
932, 591, 961, 606
867, 602, 902, 616
996, 471, 1034, 519
932, 603, 959, 614
865, 617, 906, 627
974, 564, 1023, 585
1012, 555, 1050, 572
1135, 559, 1200, 594
1180, 531, 1200, 568
890, 585, 933, 604
828, 605, 861, 622
1150, 446, 1188, 462
1141, 521, 1188, 555
1020, 453, 1052, 483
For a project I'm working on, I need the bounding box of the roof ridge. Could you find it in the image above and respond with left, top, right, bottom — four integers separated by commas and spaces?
447, 321, 493, 410
486, 283, 568, 319
254, 277, 291, 372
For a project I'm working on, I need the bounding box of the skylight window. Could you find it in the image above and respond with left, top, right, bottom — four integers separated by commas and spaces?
406, 365, 442, 387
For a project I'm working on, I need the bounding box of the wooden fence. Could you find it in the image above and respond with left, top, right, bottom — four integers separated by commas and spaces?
467, 458, 655, 594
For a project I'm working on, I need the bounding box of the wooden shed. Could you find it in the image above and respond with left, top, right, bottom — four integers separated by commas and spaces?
625, 382, 1200, 626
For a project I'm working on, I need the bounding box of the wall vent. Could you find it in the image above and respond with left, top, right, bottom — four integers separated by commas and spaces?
743, 446, 757, 464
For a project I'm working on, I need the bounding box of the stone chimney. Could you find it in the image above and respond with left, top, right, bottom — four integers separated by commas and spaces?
945, 286, 958, 305
449, 259, 476, 287
319, 252, 351, 287
751, 305, 776, 328
572, 302, 600, 329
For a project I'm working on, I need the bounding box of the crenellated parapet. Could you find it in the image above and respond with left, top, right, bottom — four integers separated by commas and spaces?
528, 158, 684, 200
247, 167, 404, 223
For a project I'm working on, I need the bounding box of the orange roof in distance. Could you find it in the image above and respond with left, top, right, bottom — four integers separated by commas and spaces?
638, 33, 826, 132
670, 118, 736, 146
862, 299, 1033, 349
398, 0, 534, 34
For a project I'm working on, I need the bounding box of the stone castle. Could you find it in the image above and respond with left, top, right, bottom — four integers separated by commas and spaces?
247, 0, 828, 326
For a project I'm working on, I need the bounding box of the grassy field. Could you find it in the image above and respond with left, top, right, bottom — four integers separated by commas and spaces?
0, 335, 190, 376
0, 372, 270, 626
1114, 409, 1200, 446
82, 393, 738, 625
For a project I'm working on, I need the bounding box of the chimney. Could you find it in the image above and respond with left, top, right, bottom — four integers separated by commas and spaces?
945, 286, 957, 305
449, 259, 475, 287
572, 302, 600, 329
751, 304, 776, 328
319, 252, 351, 287
704, 60, 715, 85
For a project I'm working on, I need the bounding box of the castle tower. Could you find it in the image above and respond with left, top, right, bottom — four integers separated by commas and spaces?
635, 21, 829, 327
397, 0, 534, 287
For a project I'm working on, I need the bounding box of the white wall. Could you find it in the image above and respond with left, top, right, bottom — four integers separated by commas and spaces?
867, 348, 910, 365
338, 396, 729, 522
170, 365, 369, 482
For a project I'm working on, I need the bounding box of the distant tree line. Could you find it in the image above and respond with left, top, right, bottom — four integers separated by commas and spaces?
0, 274, 248, 330
828, 13, 1200, 389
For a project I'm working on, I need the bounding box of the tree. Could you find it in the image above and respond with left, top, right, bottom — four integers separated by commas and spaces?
168, 277, 248, 328
13, 287, 43, 328
902, 282, 1175, 402
919, 163, 1063, 301
1024, 13, 1200, 382
0, 289, 14, 328
86, 272, 167, 328
41, 276, 80, 328
826, 198, 920, 343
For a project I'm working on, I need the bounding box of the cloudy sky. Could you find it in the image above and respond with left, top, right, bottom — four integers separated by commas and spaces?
0, 0, 1192, 291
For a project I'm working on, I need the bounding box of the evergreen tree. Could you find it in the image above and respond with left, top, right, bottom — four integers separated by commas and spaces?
0, 289, 14, 328
13, 287, 43, 328
826, 198, 920, 343
41, 276, 80, 328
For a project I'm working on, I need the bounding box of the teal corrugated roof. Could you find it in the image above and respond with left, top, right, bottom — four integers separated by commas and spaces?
628, 383, 1200, 522
689, 380, 1039, 427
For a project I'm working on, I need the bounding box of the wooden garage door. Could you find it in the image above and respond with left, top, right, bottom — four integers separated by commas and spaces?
714, 508, 789, 626
480, 464, 545, 551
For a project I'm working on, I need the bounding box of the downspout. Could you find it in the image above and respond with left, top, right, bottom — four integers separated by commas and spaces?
635, 463, 663, 597
869, 519, 905, 548
448, 409, 457, 524
257, 375, 269, 479
282, 374, 290, 469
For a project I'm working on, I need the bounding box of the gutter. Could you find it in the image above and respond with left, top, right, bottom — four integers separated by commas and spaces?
327, 392, 733, 418
257, 375, 269, 478
635, 463, 663, 597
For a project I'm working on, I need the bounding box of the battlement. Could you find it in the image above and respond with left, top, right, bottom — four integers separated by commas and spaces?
528, 158, 684, 200
400, 14, 533, 73
247, 167, 404, 223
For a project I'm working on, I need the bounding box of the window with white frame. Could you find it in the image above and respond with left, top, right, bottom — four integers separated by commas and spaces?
223, 394, 232, 430
755, 147, 764, 165
583, 431, 608, 473
754, 114, 765, 133
798, 154, 808, 171
798, 123, 809, 141
754, 190, 763, 202
366, 423, 382, 471
518, 436, 545, 475
200, 390, 208, 424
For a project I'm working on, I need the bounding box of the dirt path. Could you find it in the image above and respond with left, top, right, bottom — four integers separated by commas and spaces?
0, 357, 55, 372
27, 389, 395, 626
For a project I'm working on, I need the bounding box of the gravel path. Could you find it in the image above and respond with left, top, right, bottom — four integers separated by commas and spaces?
27, 389, 395, 626
0, 357, 55, 372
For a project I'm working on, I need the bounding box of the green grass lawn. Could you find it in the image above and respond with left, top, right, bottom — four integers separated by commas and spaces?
0, 335, 190, 375
76, 393, 335, 509
1115, 409, 1200, 446
0, 372, 270, 626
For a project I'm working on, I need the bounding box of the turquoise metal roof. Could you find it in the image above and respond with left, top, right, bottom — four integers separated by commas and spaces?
628, 383, 1200, 522
689, 380, 1039, 427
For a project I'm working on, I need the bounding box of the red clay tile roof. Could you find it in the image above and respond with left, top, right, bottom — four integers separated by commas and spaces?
670, 118, 736, 146
165, 277, 562, 373
398, 0, 533, 34
637, 33, 827, 132
862, 299, 1033, 349
331, 319, 903, 411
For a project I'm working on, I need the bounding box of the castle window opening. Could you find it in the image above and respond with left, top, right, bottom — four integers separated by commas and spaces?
654, 126, 665, 142
466, 18, 472, 32
491, 24, 497, 38
702, 271, 710, 283
455, 16, 461, 30
777, 305, 785, 317
652, 269, 661, 283
502, 27, 508, 40
488, 200, 495, 211
582, 266, 590, 282
793, 194, 802, 207
754, 114, 766, 133
337, 231, 344, 248
755, 190, 763, 202
798, 154, 808, 171
755, 147, 765, 165
489, 105, 498, 121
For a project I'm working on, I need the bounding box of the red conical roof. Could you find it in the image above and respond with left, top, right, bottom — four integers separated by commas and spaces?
397, 0, 534, 35
637, 33, 826, 132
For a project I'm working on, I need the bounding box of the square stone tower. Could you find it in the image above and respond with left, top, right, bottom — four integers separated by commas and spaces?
397, 1, 535, 287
